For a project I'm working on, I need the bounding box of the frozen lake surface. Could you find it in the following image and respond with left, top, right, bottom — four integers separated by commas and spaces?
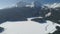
0, 19, 60, 34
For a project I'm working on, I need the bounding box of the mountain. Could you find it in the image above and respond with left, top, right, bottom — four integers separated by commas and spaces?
0, 6, 60, 24
16, 1, 33, 7
0, 7, 41, 24
16, 0, 60, 8
43, 3, 60, 8
16, 0, 42, 8
40, 0, 60, 4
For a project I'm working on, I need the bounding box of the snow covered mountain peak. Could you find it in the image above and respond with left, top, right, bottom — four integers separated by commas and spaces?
43, 3, 60, 8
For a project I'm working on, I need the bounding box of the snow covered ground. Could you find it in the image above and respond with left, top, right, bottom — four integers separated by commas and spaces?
0, 19, 60, 34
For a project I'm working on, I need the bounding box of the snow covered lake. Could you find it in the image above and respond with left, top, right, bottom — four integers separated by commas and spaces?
0, 19, 60, 34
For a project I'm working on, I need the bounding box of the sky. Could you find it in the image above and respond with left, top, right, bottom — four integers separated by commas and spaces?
0, 0, 60, 9
0, 0, 20, 9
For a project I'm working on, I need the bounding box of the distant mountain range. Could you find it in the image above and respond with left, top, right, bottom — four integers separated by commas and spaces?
16, 0, 42, 8
15, 0, 60, 8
